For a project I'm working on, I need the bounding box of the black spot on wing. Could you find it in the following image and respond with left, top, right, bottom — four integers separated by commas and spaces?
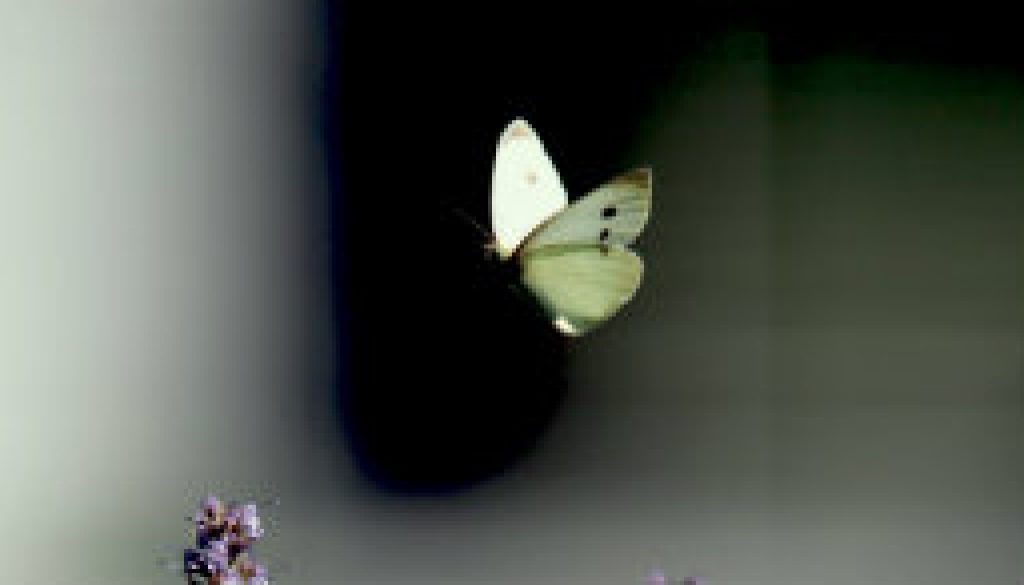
599, 227, 610, 242
601, 205, 617, 219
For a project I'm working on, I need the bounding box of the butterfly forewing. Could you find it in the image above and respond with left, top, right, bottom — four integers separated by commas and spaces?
520, 167, 651, 253
490, 118, 570, 258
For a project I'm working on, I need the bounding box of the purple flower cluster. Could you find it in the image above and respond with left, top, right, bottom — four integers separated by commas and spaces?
647, 568, 706, 585
184, 495, 269, 585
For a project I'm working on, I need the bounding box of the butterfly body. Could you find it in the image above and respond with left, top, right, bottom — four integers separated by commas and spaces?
489, 118, 652, 337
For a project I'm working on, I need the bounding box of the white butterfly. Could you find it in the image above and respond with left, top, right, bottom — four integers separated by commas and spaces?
489, 118, 652, 337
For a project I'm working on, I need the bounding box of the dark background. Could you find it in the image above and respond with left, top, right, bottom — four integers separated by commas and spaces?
329, 5, 1024, 492
323, 9, 1023, 583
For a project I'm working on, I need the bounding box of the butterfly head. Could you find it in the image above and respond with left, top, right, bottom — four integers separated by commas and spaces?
484, 234, 516, 262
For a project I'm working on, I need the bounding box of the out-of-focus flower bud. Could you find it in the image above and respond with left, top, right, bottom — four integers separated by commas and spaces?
646, 568, 667, 585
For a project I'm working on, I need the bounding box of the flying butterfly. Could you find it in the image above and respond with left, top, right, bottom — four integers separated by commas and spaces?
488, 118, 652, 337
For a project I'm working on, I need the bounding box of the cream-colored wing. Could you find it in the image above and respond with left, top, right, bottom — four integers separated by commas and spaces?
489, 118, 569, 259
521, 167, 651, 252
520, 244, 644, 337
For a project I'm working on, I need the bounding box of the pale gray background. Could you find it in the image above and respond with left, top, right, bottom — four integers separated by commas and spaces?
2, 7, 1021, 585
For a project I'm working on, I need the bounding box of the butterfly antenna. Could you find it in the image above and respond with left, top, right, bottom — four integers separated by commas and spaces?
450, 206, 490, 239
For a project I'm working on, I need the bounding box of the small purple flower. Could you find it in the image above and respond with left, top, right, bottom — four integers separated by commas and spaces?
209, 539, 228, 555
239, 503, 264, 539
182, 493, 274, 584
646, 568, 667, 585
247, 561, 269, 585
220, 566, 244, 585
194, 494, 224, 525
206, 539, 230, 573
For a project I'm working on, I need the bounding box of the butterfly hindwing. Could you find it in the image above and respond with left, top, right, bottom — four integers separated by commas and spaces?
490, 118, 570, 258
520, 243, 644, 337
521, 167, 651, 253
